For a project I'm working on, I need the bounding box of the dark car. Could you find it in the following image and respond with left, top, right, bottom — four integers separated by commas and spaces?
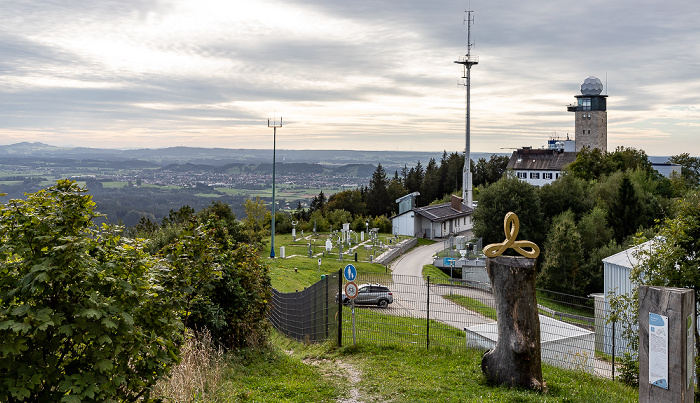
337, 283, 393, 307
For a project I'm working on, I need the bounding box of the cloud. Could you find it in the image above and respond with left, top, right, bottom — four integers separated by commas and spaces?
0, 0, 698, 155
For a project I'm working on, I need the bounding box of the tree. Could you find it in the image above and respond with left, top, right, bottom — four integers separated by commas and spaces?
367, 164, 390, 216
472, 175, 544, 249
243, 197, 271, 250
669, 153, 700, 187
309, 191, 327, 214
421, 158, 441, 204
611, 190, 700, 389
327, 189, 367, 217
568, 147, 613, 181
0, 181, 181, 401
608, 175, 642, 243
443, 152, 464, 195
539, 174, 593, 223
537, 210, 586, 295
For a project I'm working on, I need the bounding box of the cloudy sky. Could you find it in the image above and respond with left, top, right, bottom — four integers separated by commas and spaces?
1, 0, 698, 155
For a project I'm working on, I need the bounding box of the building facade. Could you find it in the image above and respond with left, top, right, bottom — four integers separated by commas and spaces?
567, 76, 608, 152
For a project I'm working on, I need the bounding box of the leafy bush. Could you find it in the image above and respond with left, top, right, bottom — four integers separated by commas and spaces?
0, 180, 182, 402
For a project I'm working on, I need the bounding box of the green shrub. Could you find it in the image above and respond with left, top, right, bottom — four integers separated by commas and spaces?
0, 180, 182, 401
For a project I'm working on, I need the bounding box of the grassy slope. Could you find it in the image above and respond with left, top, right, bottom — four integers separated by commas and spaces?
213, 331, 637, 403
191, 244, 636, 402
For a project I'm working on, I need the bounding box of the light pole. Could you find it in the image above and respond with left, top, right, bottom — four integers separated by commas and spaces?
268, 117, 282, 258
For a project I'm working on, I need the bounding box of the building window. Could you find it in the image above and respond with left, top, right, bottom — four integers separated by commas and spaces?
530, 172, 540, 179
517, 172, 527, 179
579, 97, 591, 111
543, 172, 553, 180
556, 173, 560, 179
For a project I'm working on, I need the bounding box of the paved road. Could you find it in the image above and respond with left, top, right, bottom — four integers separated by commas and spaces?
389, 240, 493, 330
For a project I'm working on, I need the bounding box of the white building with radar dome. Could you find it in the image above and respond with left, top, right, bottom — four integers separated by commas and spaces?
507, 76, 608, 186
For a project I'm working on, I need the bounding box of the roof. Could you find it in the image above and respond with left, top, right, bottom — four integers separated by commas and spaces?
602, 239, 657, 269
413, 201, 473, 223
507, 149, 577, 171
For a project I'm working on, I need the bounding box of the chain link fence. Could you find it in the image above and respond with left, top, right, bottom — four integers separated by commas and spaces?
269, 269, 635, 379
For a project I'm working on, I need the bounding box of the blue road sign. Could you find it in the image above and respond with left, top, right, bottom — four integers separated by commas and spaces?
344, 264, 357, 281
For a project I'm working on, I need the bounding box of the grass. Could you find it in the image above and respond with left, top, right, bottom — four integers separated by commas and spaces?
266, 233, 396, 292
444, 294, 498, 321
175, 329, 638, 402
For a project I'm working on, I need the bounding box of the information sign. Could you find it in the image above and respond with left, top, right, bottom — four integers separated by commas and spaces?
345, 281, 358, 299
344, 264, 357, 281
649, 312, 669, 390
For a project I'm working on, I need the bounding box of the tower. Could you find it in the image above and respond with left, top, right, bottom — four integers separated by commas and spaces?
567, 76, 607, 152
455, 10, 478, 208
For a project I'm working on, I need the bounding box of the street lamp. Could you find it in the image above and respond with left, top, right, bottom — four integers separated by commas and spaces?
268, 117, 282, 258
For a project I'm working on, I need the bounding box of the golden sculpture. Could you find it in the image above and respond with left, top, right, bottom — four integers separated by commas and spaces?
483, 212, 540, 259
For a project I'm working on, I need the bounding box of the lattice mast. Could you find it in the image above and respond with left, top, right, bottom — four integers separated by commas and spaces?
454, 10, 478, 208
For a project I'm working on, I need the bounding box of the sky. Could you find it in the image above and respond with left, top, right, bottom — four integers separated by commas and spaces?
1, 0, 699, 156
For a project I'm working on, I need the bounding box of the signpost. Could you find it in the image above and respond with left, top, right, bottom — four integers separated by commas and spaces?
343, 264, 358, 345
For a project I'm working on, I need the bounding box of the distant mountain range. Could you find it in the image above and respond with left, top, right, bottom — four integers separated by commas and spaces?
0, 142, 503, 171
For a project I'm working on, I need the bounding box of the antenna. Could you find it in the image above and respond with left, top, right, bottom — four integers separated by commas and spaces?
268, 116, 282, 258
454, 9, 478, 208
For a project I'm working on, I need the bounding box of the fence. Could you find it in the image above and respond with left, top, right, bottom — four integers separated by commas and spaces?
268, 270, 635, 379
268, 271, 340, 344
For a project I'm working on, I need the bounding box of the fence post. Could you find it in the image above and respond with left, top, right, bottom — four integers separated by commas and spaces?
337, 269, 343, 347
611, 320, 616, 380
427, 275, 430, 350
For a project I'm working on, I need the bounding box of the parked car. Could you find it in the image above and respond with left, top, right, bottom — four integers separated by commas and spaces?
337, 283, 393, 307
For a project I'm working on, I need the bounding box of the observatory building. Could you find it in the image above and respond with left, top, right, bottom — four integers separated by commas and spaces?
507, 76, 609, 187
568, 76, 608, 152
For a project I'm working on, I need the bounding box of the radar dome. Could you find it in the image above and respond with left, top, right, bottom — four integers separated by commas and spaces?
580, 76, 603, 95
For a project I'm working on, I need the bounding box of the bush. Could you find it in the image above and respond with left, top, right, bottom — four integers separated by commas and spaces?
0, 181, 182, 401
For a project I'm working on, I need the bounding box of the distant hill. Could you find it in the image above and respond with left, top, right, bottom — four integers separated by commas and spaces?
0, 142, 504, 171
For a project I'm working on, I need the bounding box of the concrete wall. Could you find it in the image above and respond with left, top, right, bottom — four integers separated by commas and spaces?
375, 238, 417, 265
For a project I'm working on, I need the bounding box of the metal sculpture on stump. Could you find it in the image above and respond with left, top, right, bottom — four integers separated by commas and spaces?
481, 212, 546, 392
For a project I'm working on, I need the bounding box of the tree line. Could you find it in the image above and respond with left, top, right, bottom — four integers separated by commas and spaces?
474, 147, 700, 298
285, 152, 509, 234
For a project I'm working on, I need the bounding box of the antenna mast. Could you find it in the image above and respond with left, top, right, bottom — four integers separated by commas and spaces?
454, 10, 478, 208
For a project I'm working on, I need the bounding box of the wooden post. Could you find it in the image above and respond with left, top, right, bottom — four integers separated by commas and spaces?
481, 255, 546, 392
639, 286, 694, 403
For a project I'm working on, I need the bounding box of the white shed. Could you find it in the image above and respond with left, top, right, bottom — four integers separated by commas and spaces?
601, 239, 656, 355
464, 315, 595, 372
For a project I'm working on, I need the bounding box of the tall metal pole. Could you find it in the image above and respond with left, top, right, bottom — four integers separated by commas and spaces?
454, 10, 478, 208
268, 117, 282, 258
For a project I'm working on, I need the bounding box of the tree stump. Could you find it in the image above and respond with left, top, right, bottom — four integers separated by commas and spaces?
481, 255, 546, 392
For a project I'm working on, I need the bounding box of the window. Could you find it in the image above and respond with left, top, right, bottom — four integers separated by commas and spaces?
579, 97, 591, 111
543, 172, 553, 180
517, 172, 527, 179
556, 173, 560, 179
530, 172, 540, 179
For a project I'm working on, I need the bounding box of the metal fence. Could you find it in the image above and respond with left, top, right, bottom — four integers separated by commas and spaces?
268, 270, 635, 379
268, 271, 340, 344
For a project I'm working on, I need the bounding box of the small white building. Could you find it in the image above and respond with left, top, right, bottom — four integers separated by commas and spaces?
600, 239, 657, 356
391, 194, 473, 239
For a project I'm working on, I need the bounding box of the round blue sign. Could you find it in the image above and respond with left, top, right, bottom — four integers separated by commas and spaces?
344, 264, 357, 281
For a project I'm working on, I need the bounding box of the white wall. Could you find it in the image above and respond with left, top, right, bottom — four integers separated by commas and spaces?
515, 170, 563, 187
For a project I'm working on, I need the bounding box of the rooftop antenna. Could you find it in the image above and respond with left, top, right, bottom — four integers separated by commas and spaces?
454, 9, 478, 208
268, 116, 282, 258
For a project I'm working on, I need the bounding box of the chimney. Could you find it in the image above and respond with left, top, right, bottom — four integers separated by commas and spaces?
451, 195, 463, 211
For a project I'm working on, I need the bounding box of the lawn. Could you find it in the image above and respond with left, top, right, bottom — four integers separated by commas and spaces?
164, 330, 638, 402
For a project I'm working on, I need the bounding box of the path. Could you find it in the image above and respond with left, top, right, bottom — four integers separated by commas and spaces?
389, 241, 493, 331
